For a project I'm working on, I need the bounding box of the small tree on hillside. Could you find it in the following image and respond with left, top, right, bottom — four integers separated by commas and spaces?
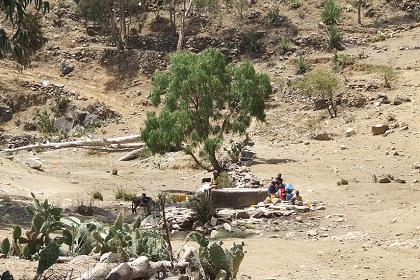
296, 69, 340, 118
0, 0, 50, 64
141, 48, 272, 171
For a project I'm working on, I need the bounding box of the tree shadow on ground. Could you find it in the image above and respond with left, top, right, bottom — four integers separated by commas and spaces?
367, 14, 417, 29
99, 49, 141, 91
249, 157, 298, 166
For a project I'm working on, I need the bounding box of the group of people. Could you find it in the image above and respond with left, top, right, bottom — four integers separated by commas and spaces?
267, 173, 303, 205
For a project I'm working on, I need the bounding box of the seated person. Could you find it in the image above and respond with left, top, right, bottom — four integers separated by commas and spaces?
277, 183, 286, 201
291, 190, 303, 206
211, 170, 220, 186
267, 179, 280, 196
285, 183, 294, 201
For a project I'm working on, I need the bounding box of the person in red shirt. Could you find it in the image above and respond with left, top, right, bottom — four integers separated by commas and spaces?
277, 183, 286, 201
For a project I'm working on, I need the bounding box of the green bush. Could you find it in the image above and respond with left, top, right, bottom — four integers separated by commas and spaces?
332, 52, 353, 71
296, 55, 310, 74
295, 69, 340, 118
326, 26, 342, 50
321, 0, 341, 25
216, 172, 234, 188
51, 89, 70, 117
35, 110, 56, 135
115, 188, 137, 201
277, 37, 291, 55
188, 191, 215, 225
92, 191, 104, 201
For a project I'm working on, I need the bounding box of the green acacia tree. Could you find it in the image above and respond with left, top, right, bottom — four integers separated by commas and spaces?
141, 48, 272, 171
0, 0, 50, 64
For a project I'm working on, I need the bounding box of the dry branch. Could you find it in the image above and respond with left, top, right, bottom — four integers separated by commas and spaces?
117, 148, 145, 161
1, 135, 143, 153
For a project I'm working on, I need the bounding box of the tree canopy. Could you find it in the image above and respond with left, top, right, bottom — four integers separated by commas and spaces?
141, 48, 272, 171
0, 0, 50, 64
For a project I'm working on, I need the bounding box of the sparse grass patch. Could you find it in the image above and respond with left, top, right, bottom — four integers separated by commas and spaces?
295, 55, 310, 74
265, 10, 286, 26
277, 36, 291, 55
246, 32, 262, 52
288, 0, 301, 9
332, 52, 354, 71
321, 0, 341, 25
326, 26, 342, 50
92, 191, 103, 201
375, 65, 396, 88
115, 187, 137, 201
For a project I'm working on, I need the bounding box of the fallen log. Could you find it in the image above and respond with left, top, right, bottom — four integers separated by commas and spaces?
117, 148, 145, 161
1, 135, 143, 153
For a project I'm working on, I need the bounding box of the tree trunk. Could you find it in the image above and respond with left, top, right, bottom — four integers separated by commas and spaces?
171, 0, 177, 39
177, 0, 194, 51
208, 148, 222, 172
358, 0, 362, 24
119, 0, 127, 44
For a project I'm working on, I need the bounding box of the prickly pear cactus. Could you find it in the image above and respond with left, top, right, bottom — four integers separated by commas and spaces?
1, 238, 10, 256
0, 270, 14, 280
228, 243, 245, 278
36, 242, 60, 276
191, 233, 245, 280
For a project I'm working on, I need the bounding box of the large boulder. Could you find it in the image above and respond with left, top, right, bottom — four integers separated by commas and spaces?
372, 124, 389, 135
54, 115, 75, 135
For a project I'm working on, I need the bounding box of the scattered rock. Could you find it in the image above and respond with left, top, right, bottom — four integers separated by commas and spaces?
394, 178, 406, 184
372, 124, 389, 135
60, 60, 75, 75
235, 210, 250, 219
80, 263, 116, 280
337, 179, 349, 186
0, 253, 6, 259
312, 132, 334, 141
345, 128, 356, 137
100, 252, 121, 263
210, 230, 218, 239
25, 158, 42, 171
210, 217, 218, 226
377, 174, 394, 183
306, 230, 318, 237
223, 223, 232, 232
